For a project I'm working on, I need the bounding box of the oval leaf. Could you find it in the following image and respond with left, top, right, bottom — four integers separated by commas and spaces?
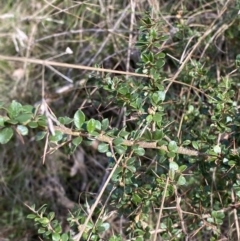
35, 131, 47, 141
28, 121, 38, 128
169, 161, 179, 171
58, 116, 73, 125
52, 233, 60, 241
133, 147, 145, 156
16, 113, 32, 124
213, 145, 221, 154
114, 145, 127, 155
72, 136, 83, 146
0, 127, 13, 144
98, 143, 109, 153
17, 125, 28, 136
95, 120, 102, 131
49, 131, 63, 143
61, 233, 69, 241
102, 118, 109, 131
87, 119, 96, 133
177, 175, 186, 185
168, 141, 178, 153
8, 100, 22, 119
74, 110, 85, 129
113, 137, 124, 146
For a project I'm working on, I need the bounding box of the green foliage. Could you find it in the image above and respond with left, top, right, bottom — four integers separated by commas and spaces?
27, 204, 73, 241
0, 100, 47, 144
1, 4, 240, 241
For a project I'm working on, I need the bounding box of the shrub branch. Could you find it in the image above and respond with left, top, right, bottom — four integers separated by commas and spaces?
54, 125, 208, 158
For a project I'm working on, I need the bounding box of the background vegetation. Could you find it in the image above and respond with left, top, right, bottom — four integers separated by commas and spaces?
0, 0, 240, 240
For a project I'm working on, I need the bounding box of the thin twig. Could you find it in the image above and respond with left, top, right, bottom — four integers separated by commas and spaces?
0, 54, 147, 77
74, 154, 124, 241
164, 0, 231, 94
153, 176, 169, 241
0, 55, 214, 99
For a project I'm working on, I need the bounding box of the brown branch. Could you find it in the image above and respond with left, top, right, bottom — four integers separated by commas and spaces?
0, 55, 148, 78
53, 125, 207, 157
0, 55, 211, 97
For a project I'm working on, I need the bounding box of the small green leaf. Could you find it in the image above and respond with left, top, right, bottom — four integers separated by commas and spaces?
95, 120, 101, 131
98, 143, 109, 153
45, 230, 51, 236
74, 110, 85, 129
58, 116, 73, 125
27, 214, 36, 219
142, 129, 152, 141
127, 165, 136, 173
207, 217, 214, 223
22, 105, 34, 113
211, 211, 224, 219
112, 167, 122, 182
152, 129, 164, 140
156, 52, 165, 59
169, 161, 179, 171
168, 141, 178, 153
35, 131, 47, 141
48, 212, 55, 221
213, 145, 221, 154
133, 147, 145, 156
17, 125, 28, 135
228, 161, 236, 166
98, 222, 110, 232
119, 129, 129, 139
6, 119, 18, 124
136, 236, 144, 241
177, 175, 186, 185
146, 114, 153, 123
167, 152, 176, 158
192, 141, 199, 150
114, 145, 127, 155
38, 228, 46, 234
72, 136, 83, 146
61, 233, 69, 241
8, 100, 22, 119
132, 194, 142, 205
37, 116, 47, 127
0, 127, 13, 144
102, 119, 109, 131
156, 59, 165, 68
182, 140, 191, 146
39, 217, 49, 225
118, 86, 129, 95
152, 92, 160, 104
179, 165, 187, 172
15, 113, 32, 124
54, 224, 62, 234
28, 121, 38, 128
158, 91, 165, 101
113, 137, 124, 146
50, 131, 63, 143
157, 140, 168, 146
87, 119, 96, 133
52, 233, 60, 241
152, 113, 163, 123
31, 204, 36, 210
